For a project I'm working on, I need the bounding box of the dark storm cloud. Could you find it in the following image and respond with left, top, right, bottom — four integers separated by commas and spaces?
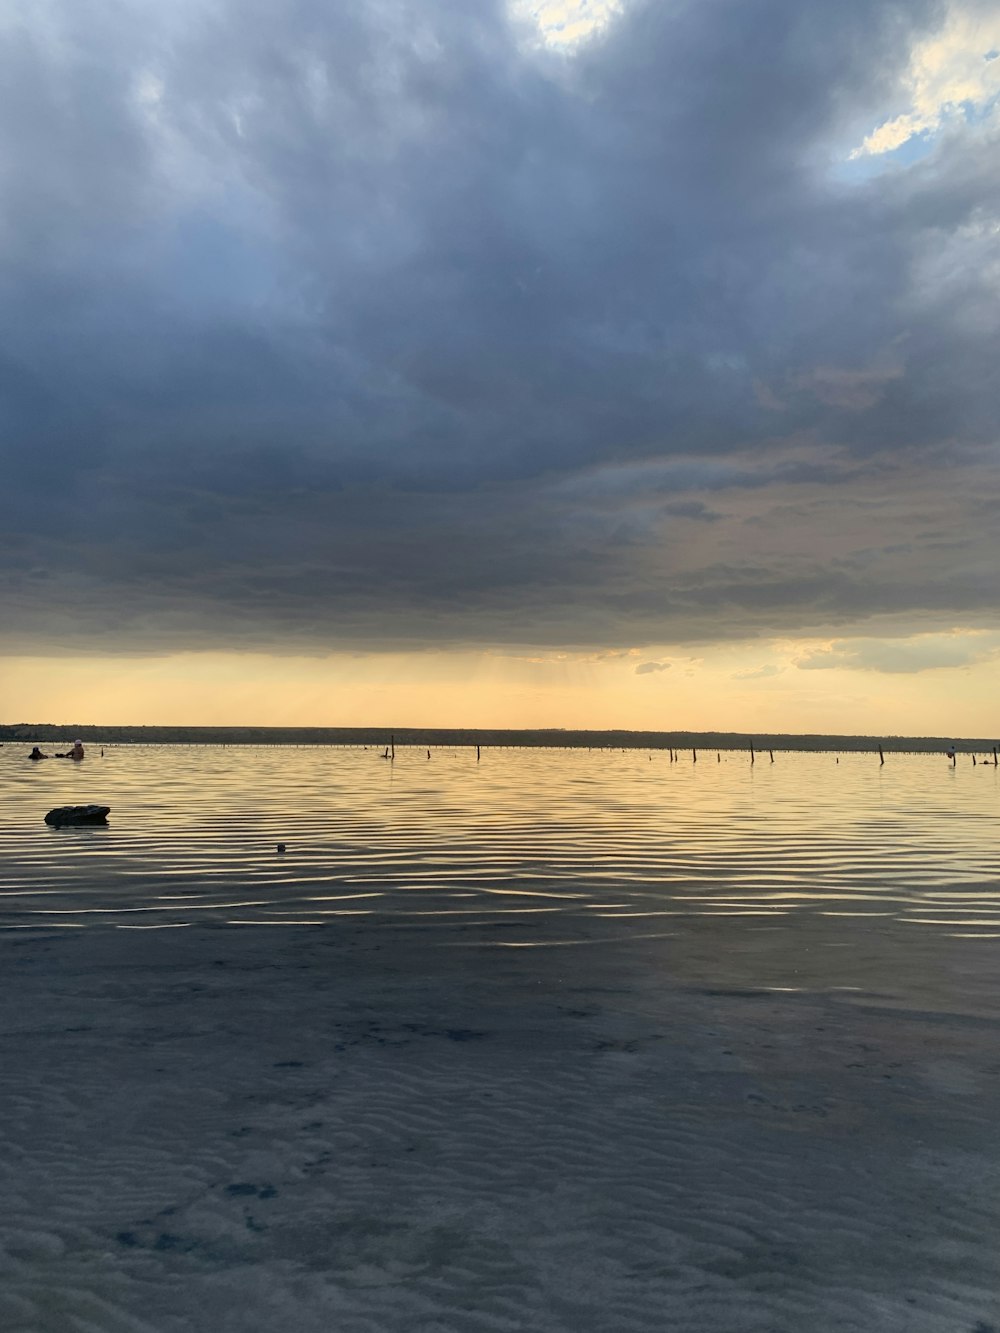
2, 0, 998, 653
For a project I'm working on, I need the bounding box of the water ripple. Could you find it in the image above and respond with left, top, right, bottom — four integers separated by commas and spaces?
2, 745, 997, 932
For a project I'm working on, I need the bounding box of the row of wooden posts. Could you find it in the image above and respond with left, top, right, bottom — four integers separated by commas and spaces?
384, 736, 480, 760
669, 747, 774, 763
379, 737, 999, 765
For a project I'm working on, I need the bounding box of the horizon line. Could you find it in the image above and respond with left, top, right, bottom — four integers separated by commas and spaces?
2, 722, 995, 751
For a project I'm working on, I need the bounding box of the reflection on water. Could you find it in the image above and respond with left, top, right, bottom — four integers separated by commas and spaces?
1, 745, 998, 934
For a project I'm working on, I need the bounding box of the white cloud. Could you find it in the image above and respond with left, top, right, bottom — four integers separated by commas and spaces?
851, 4, 1000, 158
509, 0, 623, 48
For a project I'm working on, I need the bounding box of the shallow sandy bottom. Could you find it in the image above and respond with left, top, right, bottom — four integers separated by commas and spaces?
2, 915, 999, 1333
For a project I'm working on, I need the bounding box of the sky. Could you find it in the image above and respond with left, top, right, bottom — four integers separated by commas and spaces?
2, 0, 999, 733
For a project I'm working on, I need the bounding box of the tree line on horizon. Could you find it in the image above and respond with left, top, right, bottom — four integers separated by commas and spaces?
0, 723, 992, 754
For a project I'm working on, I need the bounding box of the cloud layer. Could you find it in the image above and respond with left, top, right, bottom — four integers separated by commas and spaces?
795, 631, 1000, 674
2, 0, 999, 654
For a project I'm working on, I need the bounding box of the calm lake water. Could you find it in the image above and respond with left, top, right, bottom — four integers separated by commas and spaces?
2, 744, 998, 937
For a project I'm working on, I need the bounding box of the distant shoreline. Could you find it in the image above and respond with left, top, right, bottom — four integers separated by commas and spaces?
1, 723, 995, 754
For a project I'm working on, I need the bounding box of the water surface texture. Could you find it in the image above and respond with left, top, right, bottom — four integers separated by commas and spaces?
3, 744, 997, 935
4, 745, 1000, 1333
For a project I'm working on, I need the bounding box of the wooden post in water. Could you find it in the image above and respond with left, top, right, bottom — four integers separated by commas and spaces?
692, 749, 697, 763
390, 734, 395, 761
476, 744, 481, 762
994, 748, 998, 766
769, 750, 774, 762
750, 740, 755, 766
878, 744, 884, 766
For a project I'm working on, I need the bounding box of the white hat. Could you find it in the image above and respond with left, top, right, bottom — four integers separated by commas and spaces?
74, 739, 83, 745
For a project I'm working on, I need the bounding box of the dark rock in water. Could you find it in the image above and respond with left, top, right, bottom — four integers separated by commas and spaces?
44, 804, 111, 827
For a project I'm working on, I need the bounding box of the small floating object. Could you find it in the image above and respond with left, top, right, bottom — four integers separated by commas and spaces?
44, 804, 110, 827
276, 843, 286, 854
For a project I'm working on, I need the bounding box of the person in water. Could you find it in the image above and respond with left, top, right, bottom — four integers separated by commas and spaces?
28, 746, 48, 760
55, 739, 86, 760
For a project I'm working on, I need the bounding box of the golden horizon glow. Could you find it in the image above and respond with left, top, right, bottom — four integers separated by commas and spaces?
2, 631, 999, 735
